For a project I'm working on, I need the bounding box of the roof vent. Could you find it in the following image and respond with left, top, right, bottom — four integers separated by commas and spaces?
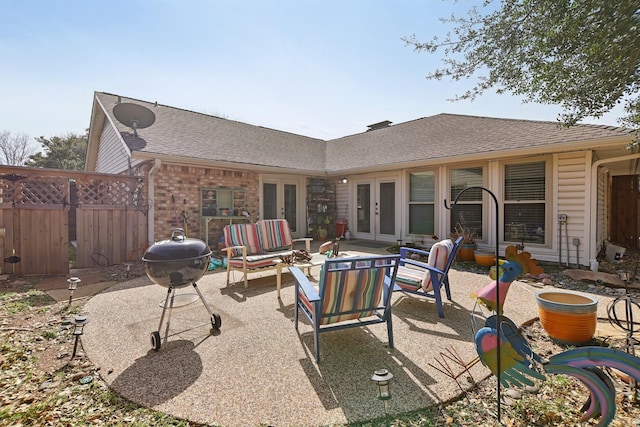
367, 120, 392, 131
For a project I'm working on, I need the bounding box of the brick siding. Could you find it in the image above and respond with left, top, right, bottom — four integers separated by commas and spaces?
145, 163, 259, 245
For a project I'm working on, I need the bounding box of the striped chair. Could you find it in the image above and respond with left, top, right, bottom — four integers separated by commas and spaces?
290, 254, 400, 363
393, 236, 463, 318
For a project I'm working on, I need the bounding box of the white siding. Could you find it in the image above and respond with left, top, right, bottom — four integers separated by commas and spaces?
556, 152, 589, 266
95, 121, 131, 174
595, 167, 607, 256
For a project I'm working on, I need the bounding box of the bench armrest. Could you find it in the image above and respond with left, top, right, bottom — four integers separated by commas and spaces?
292, 237, 312, 252
222, 245, 247, 258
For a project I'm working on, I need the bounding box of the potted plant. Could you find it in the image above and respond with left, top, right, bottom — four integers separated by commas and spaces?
452, 224, 477, 261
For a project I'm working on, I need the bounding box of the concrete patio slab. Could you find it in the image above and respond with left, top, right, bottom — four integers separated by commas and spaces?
79, 251, 614, 427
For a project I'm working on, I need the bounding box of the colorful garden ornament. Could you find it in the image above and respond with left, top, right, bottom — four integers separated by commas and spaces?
471, 245, 543, 314
471, 246, 640, 426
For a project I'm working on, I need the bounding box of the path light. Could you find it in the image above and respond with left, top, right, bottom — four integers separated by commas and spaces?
124, 262, 134, 279
71, 315, 89, 358
371, 368, 393, 426
67, 277, 81, 305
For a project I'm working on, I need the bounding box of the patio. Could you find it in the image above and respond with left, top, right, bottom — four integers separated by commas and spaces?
80, 242, 613, 426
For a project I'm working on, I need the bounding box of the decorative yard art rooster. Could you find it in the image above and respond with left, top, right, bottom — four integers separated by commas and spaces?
471, 245, 543, 315
471, 247, 640, 426
475, 315, 640, 426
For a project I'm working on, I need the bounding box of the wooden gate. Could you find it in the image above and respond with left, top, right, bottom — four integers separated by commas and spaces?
0, 166, 148, 276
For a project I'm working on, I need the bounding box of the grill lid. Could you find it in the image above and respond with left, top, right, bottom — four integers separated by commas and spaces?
143, 228, 211, 262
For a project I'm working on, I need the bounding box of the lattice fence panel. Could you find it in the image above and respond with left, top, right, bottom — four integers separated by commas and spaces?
0, 174, 68, 207
75, 177, 145, 208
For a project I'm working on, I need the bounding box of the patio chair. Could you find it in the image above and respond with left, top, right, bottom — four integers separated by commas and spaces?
290, 254, 400, 363
393, 236, 463, 318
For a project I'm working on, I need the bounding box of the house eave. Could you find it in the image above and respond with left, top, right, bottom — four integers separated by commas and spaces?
130, 151, 325, 176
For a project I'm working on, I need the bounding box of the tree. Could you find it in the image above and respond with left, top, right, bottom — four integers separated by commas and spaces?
404, 0, 640, 143
26, 131, 88, 171
0, 130, 39, 165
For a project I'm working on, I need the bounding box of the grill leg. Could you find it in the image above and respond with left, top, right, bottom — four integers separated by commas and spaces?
162, 287, 177, 344
192, 282, 221, 330
192, 282, 213, 317
157, 287, 172, 332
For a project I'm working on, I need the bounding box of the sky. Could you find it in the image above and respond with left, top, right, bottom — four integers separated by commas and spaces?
0, 0, 624, 144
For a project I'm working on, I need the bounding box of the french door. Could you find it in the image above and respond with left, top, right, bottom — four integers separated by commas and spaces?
262, 177, 301, 236
353, 177, 398, 242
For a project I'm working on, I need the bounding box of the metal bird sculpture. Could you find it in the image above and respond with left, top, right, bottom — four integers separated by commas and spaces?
471, 245, 544, 315
471, 259, 522, 314
475, 315, 640, 426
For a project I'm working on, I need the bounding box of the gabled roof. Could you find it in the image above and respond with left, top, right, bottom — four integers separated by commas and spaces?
89, 92, 633, 175
93, 92, 326, 172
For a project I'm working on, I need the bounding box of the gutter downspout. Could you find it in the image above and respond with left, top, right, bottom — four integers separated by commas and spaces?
589, 152, 640, 265
148, 159, 161, 244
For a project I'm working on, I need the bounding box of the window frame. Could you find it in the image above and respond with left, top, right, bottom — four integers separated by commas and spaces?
407, 170, 437, 237
501, 158, 551, 246
449, 165, 485, 242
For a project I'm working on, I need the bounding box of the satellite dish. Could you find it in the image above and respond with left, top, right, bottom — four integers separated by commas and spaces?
113, 103, 156, 137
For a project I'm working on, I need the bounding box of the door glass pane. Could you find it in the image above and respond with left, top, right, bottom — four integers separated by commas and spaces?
379, 182, 395, 235
263, 183, 277, 219
357, 184, 370, 233
284, 184, 297, 232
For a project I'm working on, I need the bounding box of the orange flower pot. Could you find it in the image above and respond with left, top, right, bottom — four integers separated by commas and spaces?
457, 244, 477, 261
474, 250, 495, 267
535, 291, 598, 345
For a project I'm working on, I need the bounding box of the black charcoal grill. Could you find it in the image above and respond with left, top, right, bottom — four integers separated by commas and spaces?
142, 228, 221, 351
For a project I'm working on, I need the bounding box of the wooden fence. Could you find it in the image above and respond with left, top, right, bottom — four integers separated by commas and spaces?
0, 166, 148, 276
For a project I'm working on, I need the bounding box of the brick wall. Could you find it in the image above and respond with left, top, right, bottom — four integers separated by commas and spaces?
149, 163, 259, 245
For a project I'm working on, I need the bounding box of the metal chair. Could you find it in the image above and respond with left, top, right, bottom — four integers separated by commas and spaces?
290, 254, 400, 363
393, 236, 463, 318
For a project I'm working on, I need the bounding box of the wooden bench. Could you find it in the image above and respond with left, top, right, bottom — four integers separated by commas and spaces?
222, 219, 312, 288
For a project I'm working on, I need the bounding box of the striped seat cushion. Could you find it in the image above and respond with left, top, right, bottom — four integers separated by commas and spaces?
227, 250, 294, 270
227, 255, 278, 270
257, 219, 293, 252
395, 265, 424, 291
224, 224, 262, 257
299, 265, 385, 325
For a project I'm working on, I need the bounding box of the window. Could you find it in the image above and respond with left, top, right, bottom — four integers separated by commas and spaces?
450, 167, 483, 239
408, 172, 435, 235
200, 187, 245, 217
503, 161, 546, 243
